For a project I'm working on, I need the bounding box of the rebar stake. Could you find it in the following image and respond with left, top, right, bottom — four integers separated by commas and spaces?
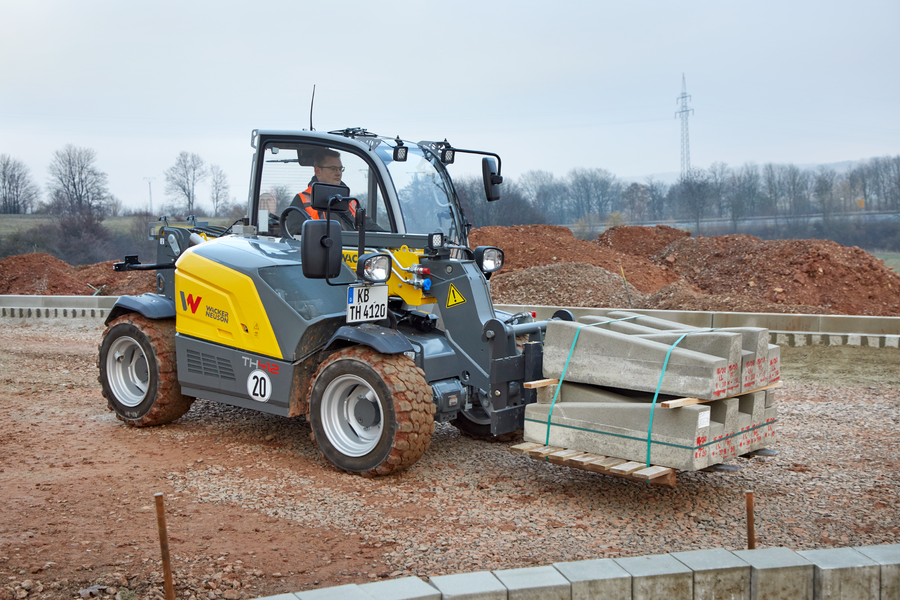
745, 490, 756, 550
154, 492, 176, 600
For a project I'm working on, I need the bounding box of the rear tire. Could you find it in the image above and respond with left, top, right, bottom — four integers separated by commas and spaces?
308, 346, 434, 476
98, 314, 193, 426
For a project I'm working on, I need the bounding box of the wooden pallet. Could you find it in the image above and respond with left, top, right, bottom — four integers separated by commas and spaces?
510, 442, 677, 487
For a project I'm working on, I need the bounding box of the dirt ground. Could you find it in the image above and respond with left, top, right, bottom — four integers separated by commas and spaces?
1, 321, 898, 600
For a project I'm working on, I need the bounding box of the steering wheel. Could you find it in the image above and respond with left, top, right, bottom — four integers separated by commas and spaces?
280, 206, 309, 240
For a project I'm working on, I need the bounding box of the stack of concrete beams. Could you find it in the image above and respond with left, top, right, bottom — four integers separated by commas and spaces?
523, 311, 780, 471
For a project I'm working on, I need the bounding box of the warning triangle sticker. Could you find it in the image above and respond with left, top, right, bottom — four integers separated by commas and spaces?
446, 283, 467, 308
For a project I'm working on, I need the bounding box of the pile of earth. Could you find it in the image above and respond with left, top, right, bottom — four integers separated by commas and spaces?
598, 226, 900, 316
2, 225, 897, 316
469, 225, 678, 293
0, 253, 155, 297
488, 262, 644, 309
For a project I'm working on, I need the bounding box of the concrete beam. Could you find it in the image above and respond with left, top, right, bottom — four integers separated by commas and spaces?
524, 402, 712, 471
543, 321, 729, 400
553, 559, 631, 600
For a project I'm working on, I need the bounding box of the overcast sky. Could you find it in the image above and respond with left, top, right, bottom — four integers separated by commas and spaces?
1, 0, 898, 213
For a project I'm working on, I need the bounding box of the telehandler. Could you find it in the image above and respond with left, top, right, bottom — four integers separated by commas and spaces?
100, 128, 561, 476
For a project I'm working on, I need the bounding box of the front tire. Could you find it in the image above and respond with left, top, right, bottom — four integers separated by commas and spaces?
98, 314, 193, 426
308, 346, 434, 476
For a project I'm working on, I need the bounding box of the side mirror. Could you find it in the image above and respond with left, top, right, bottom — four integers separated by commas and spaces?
310, 183, 352, 212
300, 219, 343, 279
482, 158, 502, 202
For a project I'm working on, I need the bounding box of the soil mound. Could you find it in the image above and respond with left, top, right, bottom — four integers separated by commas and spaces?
0, 253, 155, 296
649, 235, 900, 316
469, 225, 678, 293
596, 224, 691, 257
490, 262, 644, 309
636, 280, 840, 315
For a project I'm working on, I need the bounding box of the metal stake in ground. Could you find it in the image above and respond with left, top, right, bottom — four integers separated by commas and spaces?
745, 490, 756, 550
154, 493, 176, 600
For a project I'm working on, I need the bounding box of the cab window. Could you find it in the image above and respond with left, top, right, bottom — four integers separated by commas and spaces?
257, 143, 392, 234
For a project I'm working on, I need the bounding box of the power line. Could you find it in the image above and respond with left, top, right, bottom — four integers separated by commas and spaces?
675, 73, 694, 178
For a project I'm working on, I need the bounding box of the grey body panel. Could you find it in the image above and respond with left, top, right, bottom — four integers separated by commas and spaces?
176, 334, 293, 417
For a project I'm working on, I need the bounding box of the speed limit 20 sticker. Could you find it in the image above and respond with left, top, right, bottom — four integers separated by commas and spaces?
247, 369, 272, 402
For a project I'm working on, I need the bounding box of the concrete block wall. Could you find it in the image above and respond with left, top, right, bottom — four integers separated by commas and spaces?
252, 544, 900, 600
497, 304, 900, 349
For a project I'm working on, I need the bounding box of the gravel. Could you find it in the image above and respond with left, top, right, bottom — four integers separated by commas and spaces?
1, 320, 898, 599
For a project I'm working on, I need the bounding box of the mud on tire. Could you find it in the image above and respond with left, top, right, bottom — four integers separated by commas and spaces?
98, 314, 194, 426
308, 346, 435, 477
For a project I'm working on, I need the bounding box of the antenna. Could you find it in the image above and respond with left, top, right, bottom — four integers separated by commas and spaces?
309, 85, 316, 131
675, 74, 694, 178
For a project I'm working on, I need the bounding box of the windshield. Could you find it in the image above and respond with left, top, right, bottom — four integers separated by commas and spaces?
380, 145, 463, 242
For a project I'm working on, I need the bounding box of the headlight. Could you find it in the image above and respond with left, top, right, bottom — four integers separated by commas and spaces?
357, 253, 391, 283
474, 246, 504, 273
426, 230, 444, 253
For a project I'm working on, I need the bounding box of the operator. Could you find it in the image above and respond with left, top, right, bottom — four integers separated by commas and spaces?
284, 149, 356, 234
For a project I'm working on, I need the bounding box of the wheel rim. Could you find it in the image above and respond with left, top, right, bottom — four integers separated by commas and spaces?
106, 335, 150, 408
320, 374, 383, 457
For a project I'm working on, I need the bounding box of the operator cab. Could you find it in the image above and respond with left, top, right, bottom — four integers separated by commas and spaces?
250, 129, 473, 246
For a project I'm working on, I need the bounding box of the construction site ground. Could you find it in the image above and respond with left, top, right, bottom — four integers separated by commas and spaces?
0, 321, 897, 600
1, 225, 899, 599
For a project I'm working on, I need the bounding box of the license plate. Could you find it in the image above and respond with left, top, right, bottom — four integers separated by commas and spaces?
346, 284, 388, 323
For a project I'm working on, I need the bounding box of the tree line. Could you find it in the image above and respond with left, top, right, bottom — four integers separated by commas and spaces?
455, 155, 900, 250
0, 146, 240, 265
1, 146, 238, 218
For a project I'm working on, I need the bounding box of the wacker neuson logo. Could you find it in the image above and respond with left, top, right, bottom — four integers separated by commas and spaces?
180, 292, 228, 323
180, 291, 202, 313
205, 305, 229, 323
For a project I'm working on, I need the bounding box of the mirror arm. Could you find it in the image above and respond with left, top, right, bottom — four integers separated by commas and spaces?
442, 148, 502, 176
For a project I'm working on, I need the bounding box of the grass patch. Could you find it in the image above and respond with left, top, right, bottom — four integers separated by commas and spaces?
872, 252, 900, 273
0, 215, 233, 238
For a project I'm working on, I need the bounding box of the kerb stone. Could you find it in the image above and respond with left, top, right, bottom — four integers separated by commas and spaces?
797, 548, 879, 600
613, 553, 693, 600
358, 576, 441, 600
493, 565, 570, 600
732, 547, 813, 600
427, 571, 507, 600
671, 548, 750, 600
553, 559, 631, 600
296, 584, 373, 600
853, 543, 900, 600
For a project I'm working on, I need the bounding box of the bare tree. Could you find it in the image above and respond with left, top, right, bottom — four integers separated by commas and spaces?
708, 162, 730, 218
0, 155, 40, 214
47, 145, 110, 217
728, 163, 761, 232
165, 152, 208, 213
645, 177, 669, 221
675, 168, 712, 233
621, 182, 649, 223
209, 165, 230, 216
